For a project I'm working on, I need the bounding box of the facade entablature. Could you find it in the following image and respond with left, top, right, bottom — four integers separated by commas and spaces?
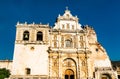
95, 67, 112, 71
53, 22, 82, 31
15, 40, 49, 45
57, 16, 78, 22
51, 48, 78, 52
50, 29, 85, 35
48, 48, 92, 54
51, 29, 85, 33
16, 22, 50, 28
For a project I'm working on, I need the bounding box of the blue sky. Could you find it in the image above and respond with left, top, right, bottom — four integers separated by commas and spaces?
0, 0, 120, 60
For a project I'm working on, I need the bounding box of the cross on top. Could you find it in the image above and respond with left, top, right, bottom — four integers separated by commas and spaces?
66, 6, 69, 10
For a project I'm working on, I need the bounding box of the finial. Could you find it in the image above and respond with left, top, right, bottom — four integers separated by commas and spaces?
58, 14, 61, 17
25, 22, 27, 24
66, 6, 69, 10
33, 22, 35, 24
17, 21, 19, 25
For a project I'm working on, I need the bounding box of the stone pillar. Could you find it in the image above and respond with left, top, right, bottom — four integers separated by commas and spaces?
58, 51, 62, 79
77, 53, 80, 79
48, 47, 52, 79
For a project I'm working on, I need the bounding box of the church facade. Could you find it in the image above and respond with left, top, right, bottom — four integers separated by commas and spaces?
10, 9, 117, 79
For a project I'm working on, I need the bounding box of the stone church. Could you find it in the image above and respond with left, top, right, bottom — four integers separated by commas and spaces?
9, 8, 117, 79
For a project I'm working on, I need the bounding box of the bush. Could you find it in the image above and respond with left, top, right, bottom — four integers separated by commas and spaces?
0, 68, 10, 79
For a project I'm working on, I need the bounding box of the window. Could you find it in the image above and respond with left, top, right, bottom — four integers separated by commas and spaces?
72, 25, 74, 30
25, 68, 31, 75
37, 31, 43, 41
65, 39, 72, 47
80, 36, 83, 41
23, 31, 29, 41
62, 24, 65, 29
66, 24, 69, 29
66, 14, 69, 17
96, 48, 99, 52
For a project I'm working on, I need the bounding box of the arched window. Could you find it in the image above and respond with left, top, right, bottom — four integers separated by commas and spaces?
65, 39, 72, 47
23, 31, 29, 41
37, 31, 43, 41
25, 68, 31, 75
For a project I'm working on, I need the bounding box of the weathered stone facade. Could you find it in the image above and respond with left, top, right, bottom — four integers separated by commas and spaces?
2, 9, 117, 79
111, 61, 120, 79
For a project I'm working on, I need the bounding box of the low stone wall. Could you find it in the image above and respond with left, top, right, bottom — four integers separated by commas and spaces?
10, 75, 48, 79
0, 60, 12, 71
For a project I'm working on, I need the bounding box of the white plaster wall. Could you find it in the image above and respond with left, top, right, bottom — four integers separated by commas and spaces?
59, 20, 82, 30
0, 60, 12, 71
12, 44, 48, 75
94, 58, 112, 67
89, 44, 112, 68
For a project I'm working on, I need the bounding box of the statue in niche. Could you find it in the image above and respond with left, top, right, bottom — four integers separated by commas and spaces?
61, 36, 64, 47
80, 42, 84, 48
54, 59, 58, 67
54, 42, 57, 48
80, 36, 83, 41
82, 61, 86, 66
54, 35, 57, 40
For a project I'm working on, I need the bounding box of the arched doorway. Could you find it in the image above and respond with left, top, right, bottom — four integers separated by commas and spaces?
65, 69, 74, 79
101, 74, 112, 79
62, 58, 76, 79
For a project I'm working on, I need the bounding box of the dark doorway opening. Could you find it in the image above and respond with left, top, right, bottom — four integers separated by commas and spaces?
65, 69, 74, 79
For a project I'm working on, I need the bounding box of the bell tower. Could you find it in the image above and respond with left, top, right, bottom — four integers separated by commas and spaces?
11, 22, 50, 78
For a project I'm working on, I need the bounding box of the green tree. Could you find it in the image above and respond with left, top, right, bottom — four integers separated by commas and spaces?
0, 68, 10, 79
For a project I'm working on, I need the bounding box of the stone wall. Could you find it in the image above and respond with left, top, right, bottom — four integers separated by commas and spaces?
0, 60, 12, 71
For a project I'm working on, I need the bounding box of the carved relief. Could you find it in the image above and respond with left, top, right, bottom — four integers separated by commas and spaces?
81, 71, 85, 77
54, 35, 57, 40
79, 35, 84, 48
62, 24, 65, 29
80, 36, 83, 41
61, 35, 64, 48
54, 35, 57, 48
66, 23, 70, 29
72, 25, 74, 30
80, 42, 84, 48
51, 55, 59, 77
82, 60, 86, 66
54, 60, 58, 67
63, 58, 76, 67
54, 42, 57, 48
